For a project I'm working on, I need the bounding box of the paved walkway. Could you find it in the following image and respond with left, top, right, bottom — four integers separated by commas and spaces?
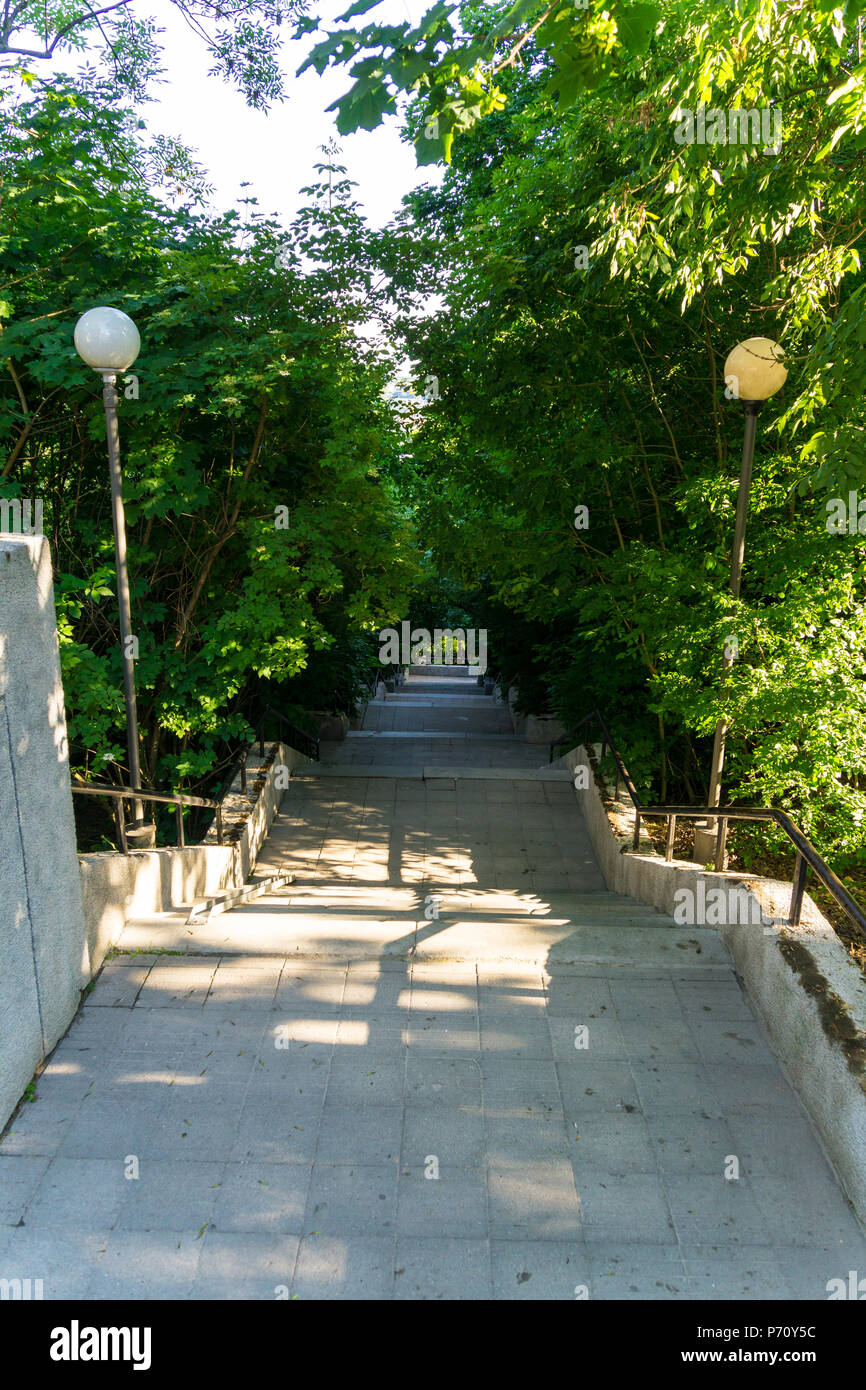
2, 667, 865, 1299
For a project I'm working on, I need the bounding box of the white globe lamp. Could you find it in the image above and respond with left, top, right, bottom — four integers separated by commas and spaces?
74, 306, 140, 374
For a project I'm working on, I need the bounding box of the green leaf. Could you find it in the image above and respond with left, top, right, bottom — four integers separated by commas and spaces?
298, 32, 354, 78
816, 123, 852, 160
617, 2, 659, 54
337, 0, 385, 20
490, 0, 546, 39
330, 79, 395, 133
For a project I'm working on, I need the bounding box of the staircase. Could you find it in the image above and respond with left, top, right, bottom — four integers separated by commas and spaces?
119, 663, 716, 965
11, 662, 865, 1300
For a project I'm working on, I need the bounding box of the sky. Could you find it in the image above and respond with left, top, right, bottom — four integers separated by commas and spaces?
140, 0, 443, 230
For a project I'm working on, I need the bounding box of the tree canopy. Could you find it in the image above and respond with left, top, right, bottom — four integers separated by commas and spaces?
3, 0, 866, 882
0, 0, 308, 106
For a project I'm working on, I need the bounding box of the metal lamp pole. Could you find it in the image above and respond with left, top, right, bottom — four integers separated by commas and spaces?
102, 371, 144, 823
706, 399, 760, 868
74, 306, 152, 844
706, 338, 787, 869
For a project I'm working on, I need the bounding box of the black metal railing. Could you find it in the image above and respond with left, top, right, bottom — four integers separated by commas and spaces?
221, 703, 320, 801
551, 709, 866, 938
71, 781, 223, 854
72, 703, 319, 854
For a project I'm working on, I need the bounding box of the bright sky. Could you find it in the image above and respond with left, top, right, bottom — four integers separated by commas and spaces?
141, 0, 443, 229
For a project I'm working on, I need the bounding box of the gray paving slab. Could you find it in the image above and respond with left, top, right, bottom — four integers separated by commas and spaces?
291, 1233, 394, 1299
401, 1107, 485, 1167
317, 1104, 403, 1164
570, 1112, 656, 1173
490, 1239, 590, 1300
211, 1161, 311, 1234
574, 1168, 678, 1244
0, 1226, 110, 1299
304, 1163, 398, 1235
396, 1166, 487, 1236
586, 1242, 689, 1299
393, 1238, 492, 1299
115, 1159, 224, 1230
487, 1158, 583, 1241
190, 1231, 298, 1300
0, 1155, 51, 1223
25, 1157, 131, 1229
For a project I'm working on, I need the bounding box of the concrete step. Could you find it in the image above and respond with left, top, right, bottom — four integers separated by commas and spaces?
116, 885, 730, 969
407, 664, 477, 676
291, 765, 563, 779
401, 687, 485, 697
186, 872, 293, 924
241, 886, 659, 911
378, 697, 494, 706
346, 731, 521, 740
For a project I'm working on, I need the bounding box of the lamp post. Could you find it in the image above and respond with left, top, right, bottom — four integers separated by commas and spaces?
705, 336, 788, 869
74, 306, 154, 847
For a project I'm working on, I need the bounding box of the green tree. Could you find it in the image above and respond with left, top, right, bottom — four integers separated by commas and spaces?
0, 77, 417, 834
385, 0, 866, 860
1, 0, 307, 106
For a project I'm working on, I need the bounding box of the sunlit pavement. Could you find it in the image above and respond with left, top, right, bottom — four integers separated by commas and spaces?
2, 669, 865, 1299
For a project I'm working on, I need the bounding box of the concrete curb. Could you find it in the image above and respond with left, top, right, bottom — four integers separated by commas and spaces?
564, 741, 866, 1225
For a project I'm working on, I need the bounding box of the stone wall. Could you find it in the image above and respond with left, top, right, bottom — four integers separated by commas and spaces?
0, 536, 89, 1129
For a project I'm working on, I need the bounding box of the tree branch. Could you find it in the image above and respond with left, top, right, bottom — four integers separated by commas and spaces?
0, 0, 134, 58
173, 397, 269, 649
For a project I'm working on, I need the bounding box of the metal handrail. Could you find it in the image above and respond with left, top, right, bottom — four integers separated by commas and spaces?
71, 780, 222, 854
221, 702, 320, 801
261, 703, 320, 762
72, 703, 320, 855
551, 709, 866, 937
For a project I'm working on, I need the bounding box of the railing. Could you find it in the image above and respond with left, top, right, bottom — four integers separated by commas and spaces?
72, 703, 319, 854
376, 664, 404, 692
551, 708, 866, 938
71, 781, 223, 854
221, 703, 319, 801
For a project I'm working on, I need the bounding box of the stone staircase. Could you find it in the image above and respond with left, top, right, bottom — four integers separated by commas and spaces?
11, 662, 865, 1300
118, 666, 716, 968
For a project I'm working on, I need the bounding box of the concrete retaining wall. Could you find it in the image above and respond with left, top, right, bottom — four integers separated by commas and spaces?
566, 741, 866, 1223
78, 844, 236, 977
524, 713, 567, 746
0, 536, 90, 1130
499, 688, 565, 745
506, 688, 525, 736
81, 740, 313, 973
